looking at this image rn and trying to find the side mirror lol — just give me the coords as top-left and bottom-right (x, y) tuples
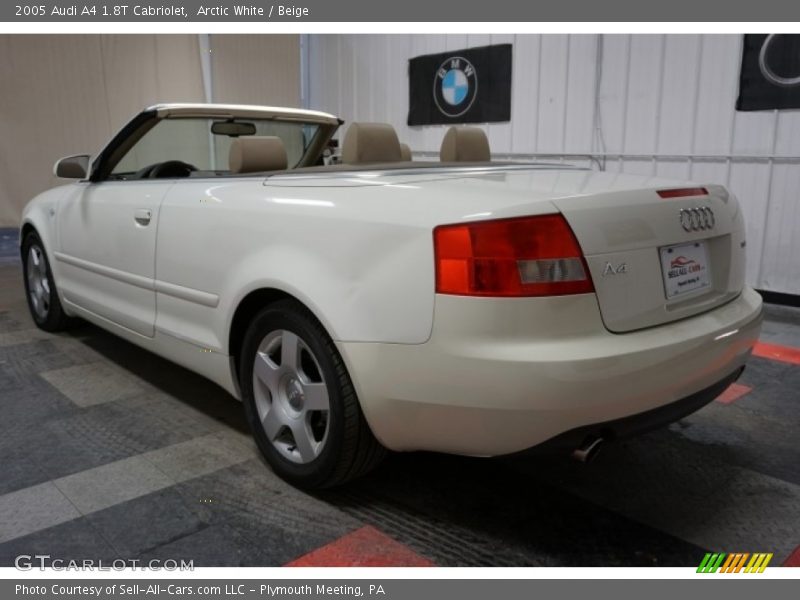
(54, 154), (90, 179)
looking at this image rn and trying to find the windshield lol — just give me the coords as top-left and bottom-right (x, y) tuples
(110, 117), (321, 179)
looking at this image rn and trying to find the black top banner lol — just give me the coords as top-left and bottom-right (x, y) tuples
(737, 34), (800, 111)
(408, 44), (512, 127)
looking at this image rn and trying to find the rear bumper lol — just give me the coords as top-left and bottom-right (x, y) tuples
(338, 287), (763, 456)
(522, 365), (745, 455)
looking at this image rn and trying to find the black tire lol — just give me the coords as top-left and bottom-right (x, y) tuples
(240, 299), (385, 489)
(21, 231), (71, 332)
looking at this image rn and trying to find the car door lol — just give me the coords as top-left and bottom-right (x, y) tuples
(56, 179), (171, 337)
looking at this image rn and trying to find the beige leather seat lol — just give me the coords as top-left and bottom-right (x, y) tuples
(342, 122), (402, 164)
(229, 136), (288, 174)
(399, 143), (412, 161)
(440, 126), (491, 162)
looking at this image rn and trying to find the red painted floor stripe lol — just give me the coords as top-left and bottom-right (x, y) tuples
(782, 545), (800, 567)
(716, 382), (752, 404)
(753, 342), (800, 365)
(285, 525), (435, 567)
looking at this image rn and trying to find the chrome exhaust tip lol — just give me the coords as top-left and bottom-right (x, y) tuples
(572, 436), (604, 464)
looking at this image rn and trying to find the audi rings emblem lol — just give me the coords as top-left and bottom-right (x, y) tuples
(679, 207), (715, 232)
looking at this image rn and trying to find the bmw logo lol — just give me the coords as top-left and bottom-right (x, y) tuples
(433, 56), (478, 118)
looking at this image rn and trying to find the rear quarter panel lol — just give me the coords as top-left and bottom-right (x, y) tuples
(154, 178), (439, 353)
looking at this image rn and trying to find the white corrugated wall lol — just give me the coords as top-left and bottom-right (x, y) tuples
(307, 34), (800, 295)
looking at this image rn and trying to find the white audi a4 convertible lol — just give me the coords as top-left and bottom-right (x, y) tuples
(21, 103), (762, 488)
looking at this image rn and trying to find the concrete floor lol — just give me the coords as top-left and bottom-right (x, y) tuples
(1, 235), (799, 567)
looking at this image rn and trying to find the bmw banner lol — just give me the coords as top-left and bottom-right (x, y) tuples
(408, 44), (512, 126)
(737, 34), (800, 110)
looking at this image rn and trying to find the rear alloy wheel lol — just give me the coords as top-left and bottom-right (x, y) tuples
(22, 232), (70, 332)
(253, 328), (331, 464)
(240, 300), (385, 489)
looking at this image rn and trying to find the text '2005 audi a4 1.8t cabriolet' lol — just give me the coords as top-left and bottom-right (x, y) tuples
(21, 103), (762, 488)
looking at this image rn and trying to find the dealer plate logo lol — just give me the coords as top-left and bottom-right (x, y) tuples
(433, 56), (478, 118)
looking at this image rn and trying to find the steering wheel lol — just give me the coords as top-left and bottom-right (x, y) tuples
(148, 160), (197, 179)
(133, 162), (160, 179)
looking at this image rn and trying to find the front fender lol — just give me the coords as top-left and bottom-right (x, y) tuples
(19, 186), (75, 304)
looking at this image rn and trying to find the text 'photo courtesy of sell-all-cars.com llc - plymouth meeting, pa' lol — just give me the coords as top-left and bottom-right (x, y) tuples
(19, 102), (762, 489)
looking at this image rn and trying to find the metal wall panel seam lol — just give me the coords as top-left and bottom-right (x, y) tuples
(724, 36), (744, 191)
(652, 35), (667, 177)
(561, 35), (572, 155)
(619, 34), (632, 173)
(756, 109), (781, 289)
(535, 35), (543, 154)
(688, 36), (705, 181)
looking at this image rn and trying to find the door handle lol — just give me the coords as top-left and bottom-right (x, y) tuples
(134, 208), (152, 226)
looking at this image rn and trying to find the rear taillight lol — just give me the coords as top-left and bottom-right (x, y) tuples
(657, 187), (708, 199)
(433, 214), (594, 297)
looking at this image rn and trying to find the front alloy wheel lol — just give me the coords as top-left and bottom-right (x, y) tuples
(26, 244), (51, 321)
(21, 232), (70, 332)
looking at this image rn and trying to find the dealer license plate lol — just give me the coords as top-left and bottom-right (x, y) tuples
(659, 241), (711, 299)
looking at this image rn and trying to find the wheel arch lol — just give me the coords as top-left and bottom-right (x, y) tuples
(231, 285), (386, 487)
(227, 287), (334, 380)
(20, 221), (37, 239)
(19, 219), (60, 286)
(20, 219), (47, 251)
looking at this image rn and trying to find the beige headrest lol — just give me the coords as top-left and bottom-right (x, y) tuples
(229, 136), (288, 174)
(399, 143), (412, 162)
(342, 122), (402, 164)
(440, 127), (491, 162)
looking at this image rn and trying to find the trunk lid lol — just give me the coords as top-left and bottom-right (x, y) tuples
(552, 184), (747, 333)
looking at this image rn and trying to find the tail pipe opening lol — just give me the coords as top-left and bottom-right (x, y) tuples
(572, 436), (604, 464)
